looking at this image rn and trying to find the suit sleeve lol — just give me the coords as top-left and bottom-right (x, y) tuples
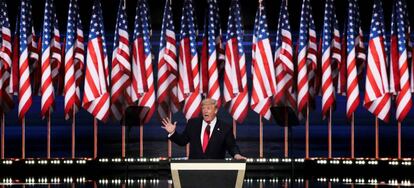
(225, 126), (241, 157)
(168, 120), (192, 146)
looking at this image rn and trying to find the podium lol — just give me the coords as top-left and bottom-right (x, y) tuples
(170, 160), (246, 188)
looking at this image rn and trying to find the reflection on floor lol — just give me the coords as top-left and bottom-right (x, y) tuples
(0, 177), (411, 187)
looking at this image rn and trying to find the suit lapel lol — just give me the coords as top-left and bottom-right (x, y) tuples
(195, 118), (203, 153)
(205, 119), (222, 154)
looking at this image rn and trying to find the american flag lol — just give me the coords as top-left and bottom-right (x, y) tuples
(64, 0), (84, 120)
(390, 1), (400, 95)
(363, 0), (391, 122)
(345, 0), (361, 119)
(29, 19), (39, 71)
(74, 13), (85, 96)
(200, 7), (209, 97)
(9, 12), (19, 96)
(0, 0), (11, 70)
(331, 8), (341, 94)
(29, 9), (41, 96)
(392, 0), (412, 122)
(207, 0), (222, 105)
(200, 0), (222, 107)
(50, 11), (61, 93)
(0, 63), (13, 114)
(390, 0), (412, 95)
(320, 0), (336, 118)
(340, 0), (366, 96)
(82, 0), (110, 122)
(31, 46), (41, 96)
(157, 0), (179, 119)
(110, 0), (131, 121)
(223, 0), (248, 123)
(337, 27), (347, 97)
(274, 0), (296, 111)
(29, 16), (39, 69)
(17, 0), (33, 120)
(131, 0), (155, 123)
(178, 0), (201, 120)
(250, 1), (276, 120)
(298, 0), (318, 112)
(403, 1), (414, 93)
(40, 0), (58, 119)
(404, 0), (414, 93)
(355, 5), (366, 80)
(0, 0), (14, 113)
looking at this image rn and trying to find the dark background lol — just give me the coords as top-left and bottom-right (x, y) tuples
(2, 0), (414, 159)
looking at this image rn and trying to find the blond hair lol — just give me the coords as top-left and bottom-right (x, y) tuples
(202, 98), (218, 108)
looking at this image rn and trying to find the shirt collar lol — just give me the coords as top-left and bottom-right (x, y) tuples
(203, 117), (217, 128)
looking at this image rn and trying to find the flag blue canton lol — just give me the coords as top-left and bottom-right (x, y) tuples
(134, 0), (151, 56)
(254, 3), (269, 41)
(41, 0), (54, 51)
(322, 0), (334, 52)
(180, 0), (197, 56)
(346, 0), (358, 54)
(298, 0), (312, 54)
(275, 0), (290, 48)
(395, 0), (408, 54)
(226, 0), (244, 56)
(113, 1), (128, 50)
(207, 0), (219, 55)
(19, 0), (31, 54)
(89, 0), (107, 55)
(159, 0), (174, 50)
(65, 0), (79, 51)
(369, 0), (385, 40)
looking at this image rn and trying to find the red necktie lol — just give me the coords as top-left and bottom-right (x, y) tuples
(202, 124), (211, 153)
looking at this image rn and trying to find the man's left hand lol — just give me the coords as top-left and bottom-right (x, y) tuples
(234, 154), (247, 160)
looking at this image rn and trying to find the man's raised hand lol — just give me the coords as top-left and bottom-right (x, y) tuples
(161, 117), (177, 134)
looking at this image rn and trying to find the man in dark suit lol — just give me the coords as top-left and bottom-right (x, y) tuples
(161, 99), (246, 160)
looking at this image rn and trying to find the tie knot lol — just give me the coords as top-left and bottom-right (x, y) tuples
(206, 124), (211, 131)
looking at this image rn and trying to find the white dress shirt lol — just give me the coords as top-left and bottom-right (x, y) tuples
(201, 117), (217, 146)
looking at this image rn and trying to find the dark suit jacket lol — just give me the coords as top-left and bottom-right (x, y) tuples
(169, 118), (241, 159)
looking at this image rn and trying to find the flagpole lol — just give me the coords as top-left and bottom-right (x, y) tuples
(140, 123), (143, 158)
(1, 113), (4, 159)
(22, 117), (25, 159)
(186, 144), (189, 158)
(186, 119), (189, 158)
(259, 115), (263, 158)
(328, 108), (332, 159)
(168, 112), (172, 158)
(284, 108), (288, 157)
(351, 113), (355, 159)
(233, 120), (237, 139)
(305, 105), (309, 159)
(122, 123), (126, 158)
(168, 135), (172, 158)
(375, 117), (379, 159)
(398, 122), (401, 159)
(120, 101), (126, 158)
(47, 110), (51, 159)
(71, 108), (76, 159)
(94, 118), (98, 159)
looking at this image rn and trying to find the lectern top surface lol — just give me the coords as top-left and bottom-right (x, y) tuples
(170, 159), (246, 163)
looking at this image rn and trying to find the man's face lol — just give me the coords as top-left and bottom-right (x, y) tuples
(201, 104), (217, 123)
